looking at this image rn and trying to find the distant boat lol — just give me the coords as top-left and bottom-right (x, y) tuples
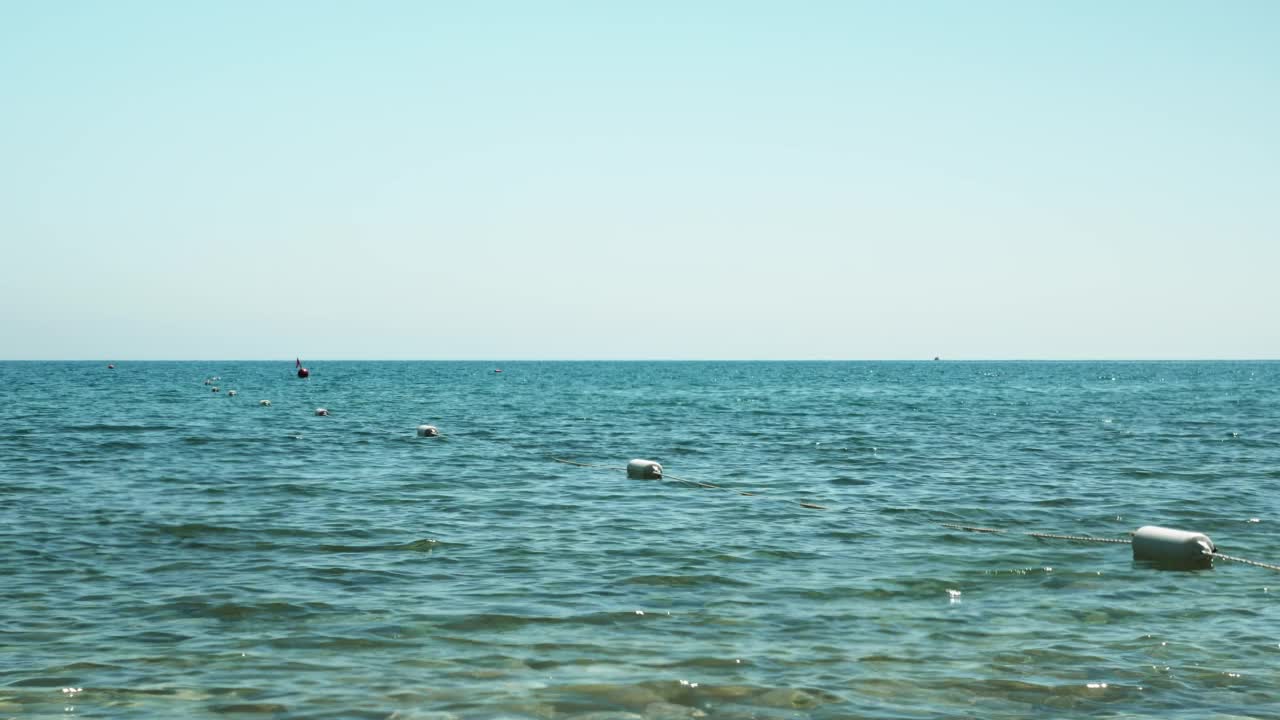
(494, 368), (503, 374)
(933, 356), (941, 361)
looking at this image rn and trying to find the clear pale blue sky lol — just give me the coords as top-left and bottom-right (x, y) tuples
(2, 1), (1276, 360)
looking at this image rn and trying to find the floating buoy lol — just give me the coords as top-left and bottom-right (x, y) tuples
(204, 379), (212, 385)
(297, 367), (309, 378)
(1132, 526), (1215, 570)
(494, 368), (503, 374)
(315, 408), (329, 416)
(260, 400), (271, 406)
(211, 387), (220, 393)
(227, 390), (237, 397)
(627, 459), (663, 479)
(416, 424), (439, 437)
(107, 364), (115, 369)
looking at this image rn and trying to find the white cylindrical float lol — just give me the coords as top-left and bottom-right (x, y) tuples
(1132, 526), (1215, 570)
(211, 387), (220, 392)
(315, 408), (329, 416)
(417, 424), (439, 437)
(227, 390), (237, 397)
(260, 400), (271, 406)
(627, 459), (663, 479)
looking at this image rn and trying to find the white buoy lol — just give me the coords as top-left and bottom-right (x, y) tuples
(1132, 526), (1215, 570)
(315, 408), (329, 416)
(627, 459), (663, 479)
(227, 390), (237, 397)
(417, 424), (439, 437)
(260, 400), (271, 406)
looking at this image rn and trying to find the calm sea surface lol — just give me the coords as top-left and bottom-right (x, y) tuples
(1, 361), (1278, 719)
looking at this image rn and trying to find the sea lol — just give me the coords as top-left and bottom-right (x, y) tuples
(1, 360), (1277, 720)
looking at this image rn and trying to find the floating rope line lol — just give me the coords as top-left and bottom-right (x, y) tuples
(1027, 531), (1132, 545)
(655, 471), (824, 509)
(944, 523), (1280, 572)
(547, 456), (621, 471)
(943, 523), (1131, 544)
(1212, 552), (1280, 573)
(940, 523), (1006, 534)
(549, 457), (827, 510)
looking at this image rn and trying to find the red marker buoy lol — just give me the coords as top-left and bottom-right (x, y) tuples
(296, 357), (309, 378)
(107, 364), (115, 369)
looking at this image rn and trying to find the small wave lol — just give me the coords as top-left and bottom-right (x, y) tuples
(315, 538), (444, 553)
(859, 653), (930, 664)
(96, 440), (147, 450)
(749, 548), (823, 561)
(149, 522), (241, 538)
(6, 675), (81, 687)
(210, 703), (289, 714)
(162, 597), (332, 621)
(438, 611), (644, 632)
(263, 634), (405, 651)
(63, 424), (176, 433)
(616, 574), (750, 588)
(829, 476), (873, 486)
(120, 630), (193, 644)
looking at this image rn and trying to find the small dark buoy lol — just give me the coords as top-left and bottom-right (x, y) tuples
(315, 408), (329, 416)
(211, 386), (220, 393)
(494, 368), (503, 374)
(296, 357), (309, 378)
(107, 364), (115, 369)
(933, 356), (940, 361)
(417, 424), (439, 437)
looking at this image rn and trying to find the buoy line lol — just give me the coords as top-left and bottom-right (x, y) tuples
(942, 524), (1131, 544)
(1212, 552), (1280, 572)
(548, 456), (614, 470)
(943, 523), (1280, 572)
(195, 379), (1274, 564)
(1027, 531), (1132, 545)
(548, 456), (828, 510)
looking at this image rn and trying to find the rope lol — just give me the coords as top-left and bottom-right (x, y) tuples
(1212, 552), (1280, 573)
(547, 456), (621, 471)
(1026, 532), (1132, 545)
(943, 524), (1132, 544)
(546, 458), (827, 510)
(664, 472), (827, 510)
(941, 523), (1006, 534)
(946, 524), (1280, 573)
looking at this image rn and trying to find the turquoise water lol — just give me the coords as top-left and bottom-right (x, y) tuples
(1, 361), (1278, 719)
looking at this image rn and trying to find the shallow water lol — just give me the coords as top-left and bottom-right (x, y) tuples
(1, 361), (1277, 719)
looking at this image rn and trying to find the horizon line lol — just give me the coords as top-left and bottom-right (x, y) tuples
(3, 357), (1278, 363)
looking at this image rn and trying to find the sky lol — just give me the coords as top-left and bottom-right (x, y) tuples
(1, 1), (1276, 360)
